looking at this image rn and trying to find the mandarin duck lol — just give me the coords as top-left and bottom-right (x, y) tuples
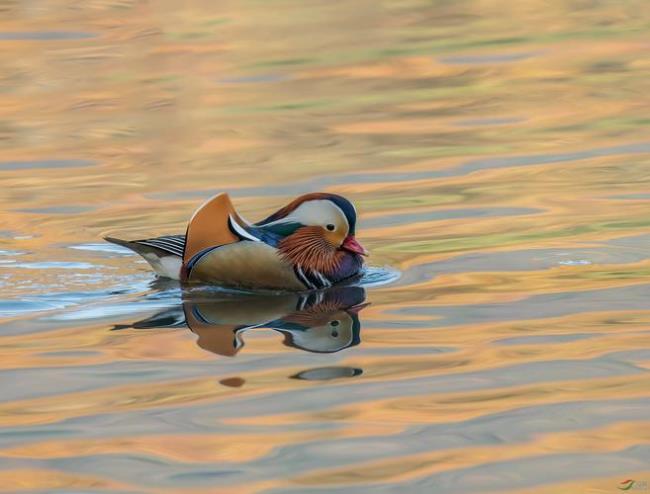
(105, 192), (368, 291)
(116, 286), (368, 356)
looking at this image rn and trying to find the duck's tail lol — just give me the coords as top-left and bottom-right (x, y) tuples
(104, 236), (183, 280)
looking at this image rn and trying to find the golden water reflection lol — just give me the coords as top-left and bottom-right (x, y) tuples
(0, 0), (649, 492)
(123, 286), (367, 357)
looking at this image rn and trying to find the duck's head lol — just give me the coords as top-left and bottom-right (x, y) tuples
(257, 193), (368, 274)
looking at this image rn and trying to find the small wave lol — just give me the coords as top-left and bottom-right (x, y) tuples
(360, 266), (401, 287)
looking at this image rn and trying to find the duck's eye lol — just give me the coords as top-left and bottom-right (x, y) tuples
(326, 224), (335, 231)
(330, 320), (340, 327)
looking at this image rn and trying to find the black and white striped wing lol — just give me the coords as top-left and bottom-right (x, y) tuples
(135, 234), (186, 257)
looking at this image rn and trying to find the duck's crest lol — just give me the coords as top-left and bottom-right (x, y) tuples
(257, 193), (331, 225)
(257, 192), (358, 235)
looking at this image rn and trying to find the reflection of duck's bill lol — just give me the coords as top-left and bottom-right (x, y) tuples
(347, 302), (371, 315)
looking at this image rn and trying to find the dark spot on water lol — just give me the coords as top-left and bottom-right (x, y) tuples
(220, 377), (246, 387)
(587, 60), (627, 73)
(291, 367), (363, 381)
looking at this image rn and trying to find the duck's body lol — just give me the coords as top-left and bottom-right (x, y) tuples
(106, 192), (367, 291)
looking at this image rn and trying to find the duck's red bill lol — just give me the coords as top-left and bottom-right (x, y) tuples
(342, 236), (369, 256)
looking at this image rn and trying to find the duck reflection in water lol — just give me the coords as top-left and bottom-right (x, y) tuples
(121, 285), (368, 357)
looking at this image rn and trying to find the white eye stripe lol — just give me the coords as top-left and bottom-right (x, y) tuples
(277, 200), (349, 232)
(329, 203), (350, 232)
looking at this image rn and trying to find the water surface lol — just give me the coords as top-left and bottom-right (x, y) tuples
(0, 0), (649, 492)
